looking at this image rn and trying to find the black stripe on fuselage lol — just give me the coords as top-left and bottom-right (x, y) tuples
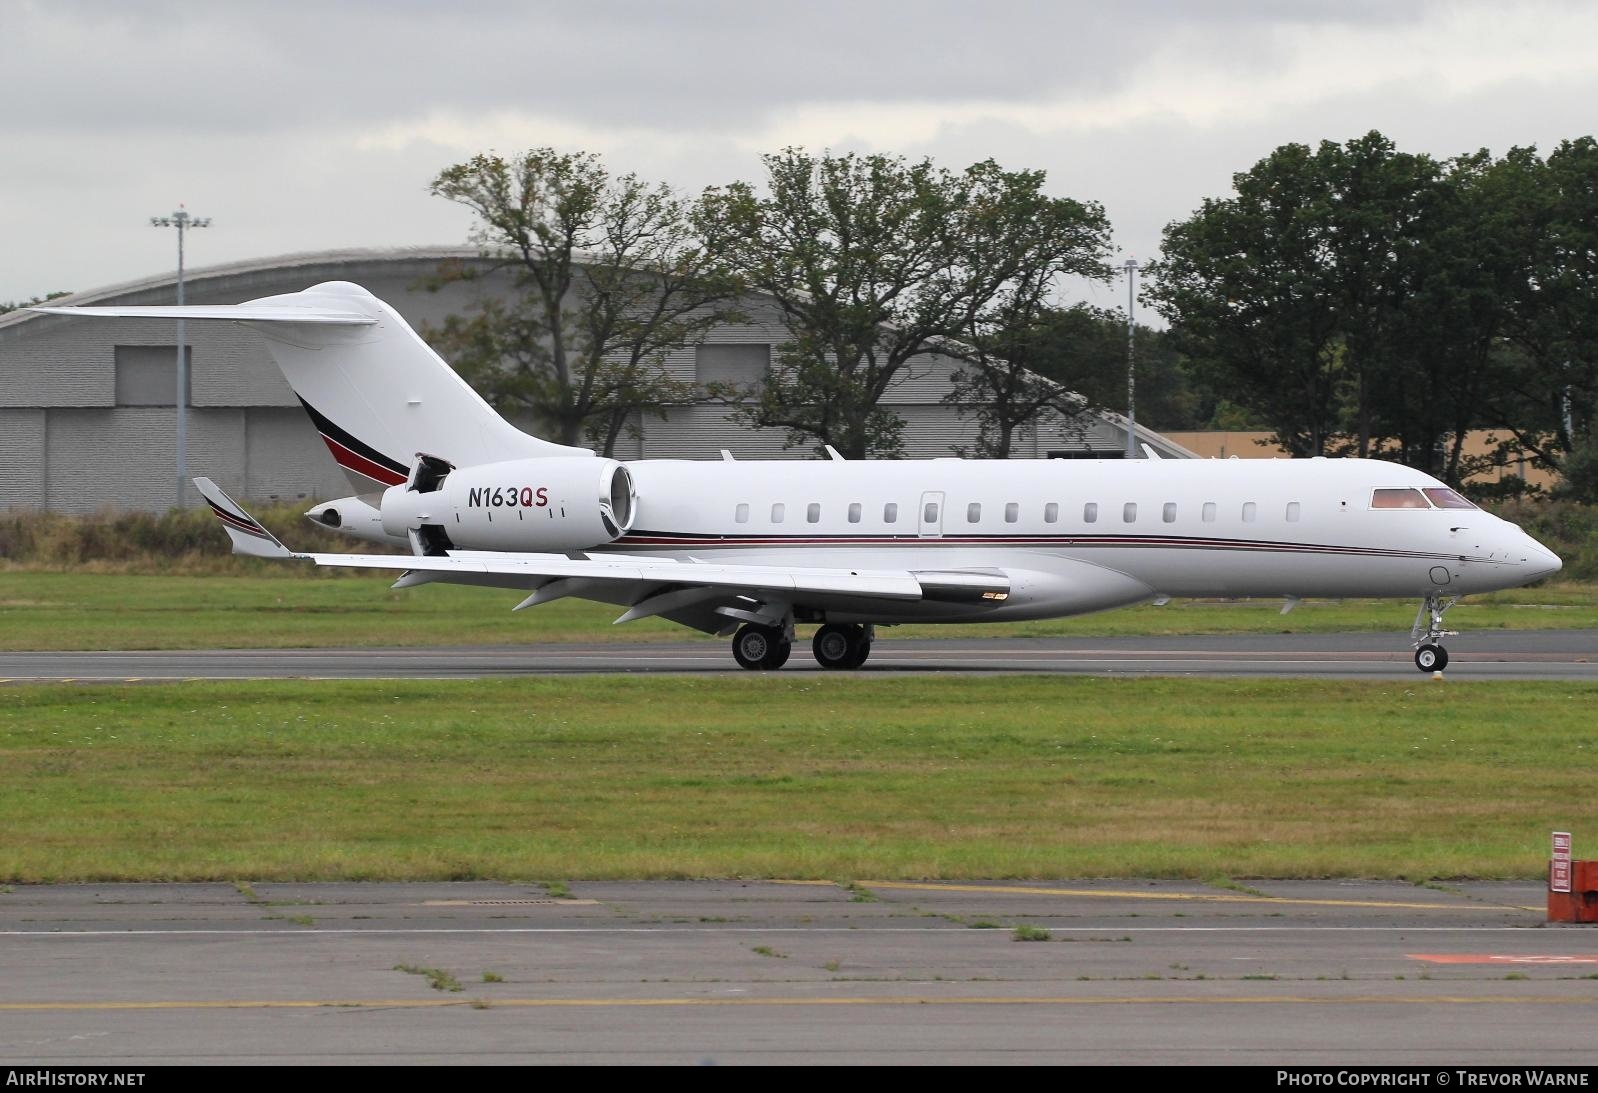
(296, 397), (408, 477)
(610, 530), (1462, 561)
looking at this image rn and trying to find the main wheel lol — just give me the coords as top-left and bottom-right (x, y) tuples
(1414, 643), (1449, 672)
(732, 624), (785, 670)
(763, 638), (792, 669)
(845, 639), (873, 669)
(813, 623), (869, 670)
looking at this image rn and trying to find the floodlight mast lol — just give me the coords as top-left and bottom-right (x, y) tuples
(150, 206), (211, 508)
(1124, 257), (1138, 459)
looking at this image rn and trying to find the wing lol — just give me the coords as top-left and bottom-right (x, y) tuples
(193, 478), (1009, 635)
(28, 304), (376, 325)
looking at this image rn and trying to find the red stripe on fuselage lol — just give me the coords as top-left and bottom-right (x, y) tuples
(319, 434), (406, 486)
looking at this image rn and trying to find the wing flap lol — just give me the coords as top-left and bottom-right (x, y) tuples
(305, 550), (928, 601)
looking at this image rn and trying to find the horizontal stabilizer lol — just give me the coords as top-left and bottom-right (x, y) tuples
(192, 477), (295, 559)
(29, 304), (376, 325)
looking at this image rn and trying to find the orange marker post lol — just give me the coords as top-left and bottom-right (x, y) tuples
(1547, 832), (1598, 923)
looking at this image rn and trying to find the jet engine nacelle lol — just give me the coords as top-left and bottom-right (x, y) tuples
(380, 456), (636, 554)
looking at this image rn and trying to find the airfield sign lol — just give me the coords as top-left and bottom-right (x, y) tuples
(1552, 831), (1572, 894)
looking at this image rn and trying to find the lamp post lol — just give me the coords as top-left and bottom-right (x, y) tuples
(150, 206), (210, 507)
(1124, 257), (1138, 459)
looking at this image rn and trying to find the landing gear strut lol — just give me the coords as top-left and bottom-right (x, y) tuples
(812, 623), (873, 670)
(732, 623), (791, 670)
(1411, 592), (1458, 673)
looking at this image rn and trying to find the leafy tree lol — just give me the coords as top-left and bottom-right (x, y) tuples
(1371, 149), (1537, 482)
(698, 149), (1113, 458)
(1148, 131), (1585, 483)
(1146, 141), (1347, 456)
(944, 304), (1204, 457)
(1490, 137), (1598, 477)
(427, 149), (745, 455)
(0, 291), (71, 315)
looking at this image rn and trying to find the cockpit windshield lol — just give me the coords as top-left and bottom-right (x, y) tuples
(1422, 487), (1476, 510)
(1370, 487), (1431, 509)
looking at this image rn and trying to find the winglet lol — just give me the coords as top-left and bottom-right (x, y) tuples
(193, 478), (295, 558)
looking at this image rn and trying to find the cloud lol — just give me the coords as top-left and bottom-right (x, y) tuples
(2, 0), (1595, 300)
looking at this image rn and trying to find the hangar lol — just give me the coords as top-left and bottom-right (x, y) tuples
(0, 247), (1192, 513)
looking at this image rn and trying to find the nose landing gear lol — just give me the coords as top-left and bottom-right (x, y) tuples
(1411, 592), (1459, 673)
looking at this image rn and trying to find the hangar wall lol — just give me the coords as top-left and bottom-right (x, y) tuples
(0, 247), (1182, 514)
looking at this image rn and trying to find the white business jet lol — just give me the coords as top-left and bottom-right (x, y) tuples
(36, 281), (1563, 673)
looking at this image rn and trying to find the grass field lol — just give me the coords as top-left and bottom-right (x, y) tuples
(2, 676), (1593, 883)
(2, 569), (1596, 650)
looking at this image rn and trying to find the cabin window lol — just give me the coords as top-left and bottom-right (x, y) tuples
(735, 503), (749, 524)
(1123, 502), (1138, 523)
(1202, 502), (1216, 523)
(884, 502), (898, 523)
(1044, 502), (1059, 523)
(1005, 502), (1019, 523)
(1286, 501), (1301, 522)
(1242, 501), (1257, 523)
(1371, 488), (1430, 510)
(771, 503), (785, 523)
(1423, 487), (1476, 510)
(1084, 502), (1098, 523)
(806, 502), (821, 523)
(967, 502), (982, 523)
(848, 502), (862, 523)
(1162, 502), (1177, 523)
(924, 501), (940, 523)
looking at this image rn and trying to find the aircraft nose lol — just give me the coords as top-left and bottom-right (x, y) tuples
(1519, 536), (1563, 582)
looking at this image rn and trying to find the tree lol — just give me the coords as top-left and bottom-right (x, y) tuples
(427, 149), (745, 455)
(1371, 149), (1537, 483)
(1149, 132), (1531, 476)
(1491, 137), (1598, 478)
(1147, 141), (1348, 456)
(697, 149), (1113, 458)
(0, 291), (71, 315)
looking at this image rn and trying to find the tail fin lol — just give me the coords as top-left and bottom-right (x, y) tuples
(33, 281), (592, 491)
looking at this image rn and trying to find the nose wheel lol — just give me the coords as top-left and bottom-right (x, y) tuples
(1410, 592), (1459, 673)
(1414, 644), (1449, 672)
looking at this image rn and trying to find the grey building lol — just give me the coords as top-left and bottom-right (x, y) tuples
(0, 247), (1191, 513)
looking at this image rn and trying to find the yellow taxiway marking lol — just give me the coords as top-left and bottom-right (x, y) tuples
(778, 879), (1541, 913)
(1, 995), (1592, 1013)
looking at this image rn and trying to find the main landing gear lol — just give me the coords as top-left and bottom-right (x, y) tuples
(731, 623), (792, 670)
(730, 621), (875, 670)
(1411, 591), (1459, 673)
(811, 623), (874, 670)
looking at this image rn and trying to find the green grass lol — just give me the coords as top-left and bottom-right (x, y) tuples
(1, 676), (1594, 883)
(393, 965), (463, 992)
(2, 569), (1596, 651)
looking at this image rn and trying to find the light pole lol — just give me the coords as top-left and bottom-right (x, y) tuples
(150, 206), (210, 508)
(1124, 257), (1138, 459)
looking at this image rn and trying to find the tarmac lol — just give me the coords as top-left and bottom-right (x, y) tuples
(2, 878), (1595, 1065)
(2, 629), (1597, 681)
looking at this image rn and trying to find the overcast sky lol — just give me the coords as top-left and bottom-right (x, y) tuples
(4, 0), (1596, 304)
